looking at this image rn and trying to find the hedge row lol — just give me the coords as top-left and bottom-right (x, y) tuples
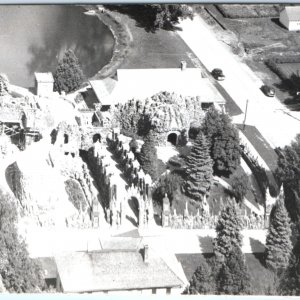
(265, 56), (300, 88)
(217, 4), (281, 19)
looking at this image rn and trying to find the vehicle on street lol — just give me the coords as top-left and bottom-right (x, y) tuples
(261, 85), (275, 97)
(211, 68), (225, 81)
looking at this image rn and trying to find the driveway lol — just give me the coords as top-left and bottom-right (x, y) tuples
(178, 16), (300, 148)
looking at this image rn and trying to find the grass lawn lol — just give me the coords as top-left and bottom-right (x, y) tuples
(105, 6), (196, 70)
(217, 4), (280, 19)
(278, 63), (300, 78)
(176, 252), (275, 295)
(222, 164), (263, 207)
(236, 124), (278, 173)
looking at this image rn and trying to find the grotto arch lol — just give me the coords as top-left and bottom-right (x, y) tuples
(167, 132), (178, 146)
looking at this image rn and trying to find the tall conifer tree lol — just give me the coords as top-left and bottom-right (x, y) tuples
(184, 132), (213, 202)
(213, 201), (243, 258)
(265, 191), (292, 272)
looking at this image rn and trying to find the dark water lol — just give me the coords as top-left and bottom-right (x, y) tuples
(0, 5), (114, 88)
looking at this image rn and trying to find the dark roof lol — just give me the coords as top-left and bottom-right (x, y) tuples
(55, 249), (184, 293)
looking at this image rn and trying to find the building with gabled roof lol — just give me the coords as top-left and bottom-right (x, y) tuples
(88, 67), (225, 109)
(55, 246), (185, 294)
(280, 6), (300, 31)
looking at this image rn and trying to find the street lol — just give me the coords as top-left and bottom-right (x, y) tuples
(178, 16), (300, 148)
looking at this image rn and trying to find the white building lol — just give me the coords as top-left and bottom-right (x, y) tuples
(34, 72), (54, 97)
(88, 67), (225, 110)
(279, 6), (300, 31)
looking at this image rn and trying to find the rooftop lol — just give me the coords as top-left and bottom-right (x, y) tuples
(89, 78), (117, 106)
(55, 249), (184, 293)
(34, 72), (54, 83)
(89, 68), (225, 106)
(282, 6), (300, 20)
(0, 108), (23, 123)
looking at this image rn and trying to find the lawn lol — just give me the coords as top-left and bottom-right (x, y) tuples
(279, 63), (300, 78)
(105, 5), (196, 70)
(217, 4), (281, 19)
(176, 253), (275, 295)
(236, 124), (278, 173)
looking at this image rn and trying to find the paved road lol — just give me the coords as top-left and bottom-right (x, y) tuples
(178, 16), (300, 148)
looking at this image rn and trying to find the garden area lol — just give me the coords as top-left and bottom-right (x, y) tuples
(114, 92), (266, 226)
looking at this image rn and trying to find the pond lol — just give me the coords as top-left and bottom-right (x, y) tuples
(0, 5), (115, 88)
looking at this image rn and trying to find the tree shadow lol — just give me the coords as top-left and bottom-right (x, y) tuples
(126, 215), (138, 227)
(249, 237), (266, 266)
(128, 196), (139, 220)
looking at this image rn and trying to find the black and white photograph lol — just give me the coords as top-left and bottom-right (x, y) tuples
(0, 3), (299, 296)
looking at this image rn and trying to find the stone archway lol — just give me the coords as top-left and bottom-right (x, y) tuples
(93, 133), (101, 143)
(167, 132), (178, 146)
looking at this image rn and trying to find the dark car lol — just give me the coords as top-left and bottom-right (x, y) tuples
(261, 85), (275, 97)
(211, 68), (225, 81)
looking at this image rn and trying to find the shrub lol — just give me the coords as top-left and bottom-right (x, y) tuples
(153, 172), (183, 205)
(0, 191), (44, 292)
(189, 259), (215, 294)
(201, 107), (241, 176)
(230, 174), (249, 203)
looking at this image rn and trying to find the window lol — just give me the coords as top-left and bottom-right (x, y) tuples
(152, 288), (156, 294)
(166, 288), (171, 295)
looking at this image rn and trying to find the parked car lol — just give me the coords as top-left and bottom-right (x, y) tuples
(211, 68), (225, 81)
(261, 85), (275, 97)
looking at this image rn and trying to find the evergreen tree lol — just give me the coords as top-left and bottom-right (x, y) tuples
(184, 132), (213, 202)
(148, 4), (193, 29)
(213, 201), (243, 258)
(265, 192), (292, 272)
(139, 130), (159, 181)
(53, 49), (84, 94)
(0, 191), (44, 292)
(231, 174), (249, 204)
(276, 135), (300, 222)
(217, 247), (251, 295)
(280, 254), (300, 295)
(0, 74), (9, 96)
(201, 107), (241, 176)
(189, 259), (215, 294)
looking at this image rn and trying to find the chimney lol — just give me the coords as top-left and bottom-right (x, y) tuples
(144, 245), (149, 263)
(180, 60), (187, 71)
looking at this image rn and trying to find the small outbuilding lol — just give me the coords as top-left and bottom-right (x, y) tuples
(279, 6), (300, 31)
(35, 72), (54, 97)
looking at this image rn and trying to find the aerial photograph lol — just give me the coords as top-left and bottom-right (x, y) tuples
(0, 3), (300, 295)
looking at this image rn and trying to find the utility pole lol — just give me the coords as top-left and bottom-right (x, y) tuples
(243, 99), (249, 131)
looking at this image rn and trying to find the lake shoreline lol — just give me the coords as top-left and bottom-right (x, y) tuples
(84, 6), (131, 80)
